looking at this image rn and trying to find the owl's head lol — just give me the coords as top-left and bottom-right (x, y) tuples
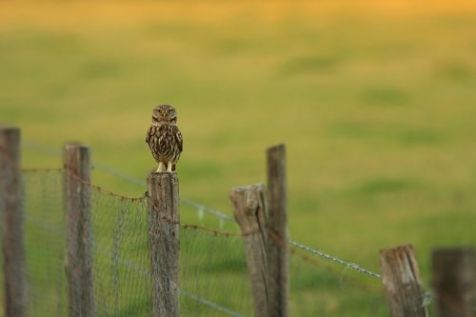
(152, 104), (177, 124)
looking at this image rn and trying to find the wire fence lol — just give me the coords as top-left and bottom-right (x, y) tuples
(15, 167), (391, 317)
(0, 141), (438, 315)
(22, 140), (384, 282)
(22, 169), (253, 317)
(90, 160), (384, 282)
(89, 162), (383, 284)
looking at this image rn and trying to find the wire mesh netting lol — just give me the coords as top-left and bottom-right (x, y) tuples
(20, 169), (254, 316)
(22, 169), (66, 317)
(1, 168), (389, 316)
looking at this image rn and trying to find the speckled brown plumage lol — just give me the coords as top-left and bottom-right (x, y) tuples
(146, 105), (183, 172)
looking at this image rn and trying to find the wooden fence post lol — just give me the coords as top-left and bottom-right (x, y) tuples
(0, 126), (26, 317)
(380, 244), (428, 317)
(230, 184), (271, 317)
(147, 172), (180, 317)
(63, 143), (95, 317)
(266, 144), (288, 317)
(432, 247), (476, 317)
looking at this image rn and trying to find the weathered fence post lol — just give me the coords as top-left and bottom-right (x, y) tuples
(147, 172), (180, 317)
(63, 143), (95, 317)
(266, 144), (288, 317)
(380, 244), (428, 317)
(432, 247), (476, 317)
(230, 184), (271, 317)
(0, 126), (26, 317)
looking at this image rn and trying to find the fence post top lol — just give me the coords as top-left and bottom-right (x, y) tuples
(266, 143), (286, 153)
(147, 171), (178, 181)
(229, 183), (265, 194)
(229, 183), (266, 230)
(379, 244), (415, 256)
(63, 142), (89, 150)
(229, 184), (266, 210)
(0, 125), (20, 133)
(432, 246), (475, 256)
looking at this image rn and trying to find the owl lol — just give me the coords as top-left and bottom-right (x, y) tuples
(146, 105), (183, 173)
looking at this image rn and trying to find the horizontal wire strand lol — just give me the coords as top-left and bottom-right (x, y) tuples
(288, 240), (381, 279)
(20, 166), (383, 282)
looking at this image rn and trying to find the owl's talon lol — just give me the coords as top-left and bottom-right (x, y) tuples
(156, 162), (165, 173)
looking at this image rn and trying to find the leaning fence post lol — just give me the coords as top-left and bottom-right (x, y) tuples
(380, 244), (428, 317)
(432, 247), (476, 317)
(147, 172), (180, 317)
(230, 184), (271, 317)
(266, 144), (288, 317)
(63, 143), (95, 317)
(0, 126), (26, 317)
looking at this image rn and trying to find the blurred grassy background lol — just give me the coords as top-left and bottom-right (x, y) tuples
(1, 0), (476, 313)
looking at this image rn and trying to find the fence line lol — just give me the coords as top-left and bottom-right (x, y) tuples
(9, 141), (450, 316)
(25, 140), (236, 221)
(93, 166), (383, 282)
(21, 166), (437, 315)
(60, 163), (386, 282)
(21, 167), (382, 283)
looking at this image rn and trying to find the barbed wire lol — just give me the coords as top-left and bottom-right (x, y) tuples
(62, 166), (146, 203)
(75, 164), (377, 283)
(288, 240), (381, 279)
(21, 166), (384, 284)
(22, 141), (236, 222)
(76, 166), (384, 281)
(89, 163), (236, 223)
(17, 142), (388, 291)
(92, 161), (146, 187)
(181, 198), (235, 223)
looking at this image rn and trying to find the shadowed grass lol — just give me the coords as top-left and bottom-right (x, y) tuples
(279, 55), (343, 75)
(360, 87), (408, 106)
(330, 122), (443, 146)
(353, 178), (416, 195)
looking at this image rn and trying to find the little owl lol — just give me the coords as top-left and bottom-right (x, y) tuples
(146, 104), (183, 172)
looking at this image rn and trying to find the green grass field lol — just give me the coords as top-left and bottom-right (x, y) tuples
(1, 1), (476, 315)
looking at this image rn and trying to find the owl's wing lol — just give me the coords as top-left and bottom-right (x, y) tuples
(145, 126), (154, 143)
(175, 128), (183, 152)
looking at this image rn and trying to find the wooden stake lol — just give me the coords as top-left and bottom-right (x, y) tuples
(147, 172), (180, 317)
(432, 247), (476, 317)
(380, 244), (428, 317)
(0, 126), (26, 317)
(63, 143), (95, 317)
(230, 184), (271, 317)
(266, 144), (288, 317)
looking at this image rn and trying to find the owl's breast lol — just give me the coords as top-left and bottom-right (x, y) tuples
(147, 124), (182, 163)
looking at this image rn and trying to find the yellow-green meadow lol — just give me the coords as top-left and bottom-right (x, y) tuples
(1, 1), (476, 315)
